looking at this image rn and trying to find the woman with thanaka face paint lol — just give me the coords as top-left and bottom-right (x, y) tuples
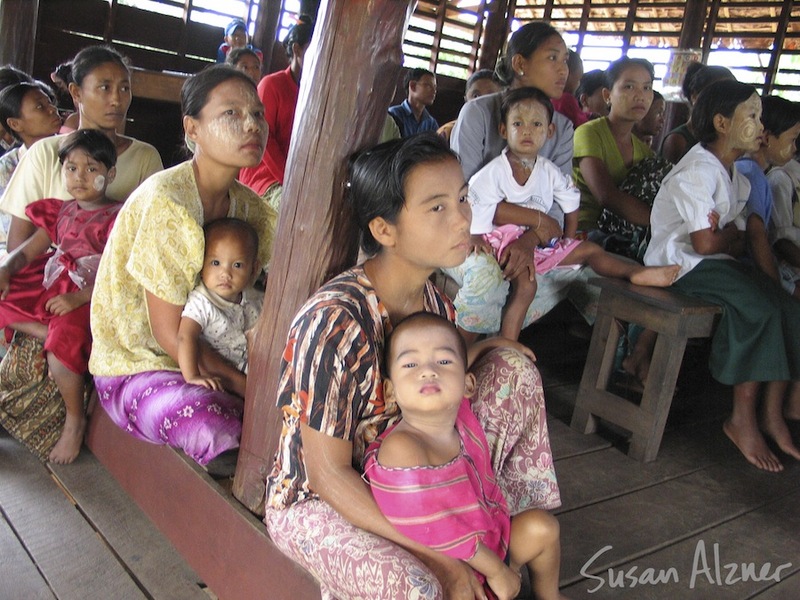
(89, 65), (277, 470)
(0, 46), (162, 464)
(573, 56), (656, 234)
(446, 21), (599, 345)
(0, 45), (162, 252)
(644, 79), (800, 473)
(0, 130), (120, 464)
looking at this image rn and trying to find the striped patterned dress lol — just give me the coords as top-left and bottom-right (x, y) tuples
(363, 398), (510, 576)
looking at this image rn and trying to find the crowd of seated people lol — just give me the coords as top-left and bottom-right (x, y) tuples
(1, 16), (800, 600)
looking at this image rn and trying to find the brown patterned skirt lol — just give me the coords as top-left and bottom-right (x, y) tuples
(0, 333), (63, 460)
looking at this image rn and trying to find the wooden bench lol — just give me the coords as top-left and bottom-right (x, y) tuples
(85, 409), (321, 600)
(570, 277), (721, 462)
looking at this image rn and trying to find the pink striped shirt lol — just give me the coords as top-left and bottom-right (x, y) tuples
(364, 399), (510, 568)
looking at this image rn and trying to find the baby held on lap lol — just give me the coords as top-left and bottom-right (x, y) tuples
(467, 86), (679, 341)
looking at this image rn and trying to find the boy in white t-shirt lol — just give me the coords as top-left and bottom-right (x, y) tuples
(468, 87), (679, 340)
(177, 218), (263, 391)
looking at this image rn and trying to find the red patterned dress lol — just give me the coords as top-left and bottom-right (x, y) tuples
(0, 198), (120, 373)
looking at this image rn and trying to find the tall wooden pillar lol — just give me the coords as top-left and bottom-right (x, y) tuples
(478, 0), (510, 72)
(252, 0), (281, 73)
(234, 0), (416, 512)
(0, 0), (39, 71)
(661, 0), (709, 144)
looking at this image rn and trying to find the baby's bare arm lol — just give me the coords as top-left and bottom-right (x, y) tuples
(177, 316), (220, 389)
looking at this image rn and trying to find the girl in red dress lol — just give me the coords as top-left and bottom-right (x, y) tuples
(0, 129), (119, 464)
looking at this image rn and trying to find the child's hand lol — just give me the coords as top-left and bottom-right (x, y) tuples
(470, 234), (492, 255)
(707, 210), (720, 232)
(534, 211), (563, 242)
(45, 292), (87, 316)
(186, 375), (224, 391)
(485, 564), (522, 600)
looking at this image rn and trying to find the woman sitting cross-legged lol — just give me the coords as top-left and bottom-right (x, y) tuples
(264, 133), (561, 600)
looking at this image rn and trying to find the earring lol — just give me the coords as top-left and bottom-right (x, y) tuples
(518, 71), (524, 77)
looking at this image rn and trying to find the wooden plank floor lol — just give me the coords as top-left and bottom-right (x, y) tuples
(527, 307), (800, 600)
(1, 304), (798, 599)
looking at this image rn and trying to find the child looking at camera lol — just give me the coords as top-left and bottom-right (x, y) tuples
(0, 129), (120, 464)
(468, 87), (679, 340)
(364, 312), (567, 600)
(177, 217), (263, 392)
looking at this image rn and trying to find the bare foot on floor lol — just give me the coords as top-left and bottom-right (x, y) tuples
(621, 353), (649, 388)
(760, 414), (800, 461)
(723, 418), (783, 472)
(630, 265), (681, 288)
(784, 400), (800, 421)
(48, 415), (87, 464)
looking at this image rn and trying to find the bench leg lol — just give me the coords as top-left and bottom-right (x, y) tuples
(571, 311), (620, 434)
(627, 333), (687, 462)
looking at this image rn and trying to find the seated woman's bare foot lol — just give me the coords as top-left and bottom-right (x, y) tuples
(760, 414), (800, 461)
(630, 265), (681, 288)
(723, 418), (783, 472)
(784, 398), (800, 421)
(621, 353), (649, 388)
(48, 414), (87, 464)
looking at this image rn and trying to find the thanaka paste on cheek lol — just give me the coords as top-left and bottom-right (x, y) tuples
(93, 175), (105, 191)
(727, 95), (762, 153)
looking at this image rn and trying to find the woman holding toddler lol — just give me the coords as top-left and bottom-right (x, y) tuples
(89, 64), (276, 467)
(265, 134), (561, 599)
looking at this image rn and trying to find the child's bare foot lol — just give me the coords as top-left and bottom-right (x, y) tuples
(48, 414), (86, 464)
(760, 413), (800, 461)
(723, 418), (783, 472)
(629, 265), (680, 288)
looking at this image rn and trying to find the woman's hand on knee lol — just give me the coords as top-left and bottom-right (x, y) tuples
(423, 552), (485, 600)
(469, 337), (536, 366)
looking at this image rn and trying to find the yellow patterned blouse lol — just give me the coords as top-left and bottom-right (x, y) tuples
(89, 160), (277, 376)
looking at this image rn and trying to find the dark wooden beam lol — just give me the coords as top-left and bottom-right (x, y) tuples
(622, 0), (640, 55)
(430, 0), (448, 72)
(702, 0), (721, 60)
(0, 0), (39, 71)
(661, 0), (709, 148)
(763, 0), (792, 94)
(679, 0), (709, 50)
(252, 0), (281, 72)
(477, 0), (509, 72)
(578, 0), (592, 52)
(234, 0), (416, 513)
(468, 1), (489, 73)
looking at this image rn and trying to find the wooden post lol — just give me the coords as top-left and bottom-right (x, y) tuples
(0, 0), (39, 71)
(477, 0), (509, 72)
(233, 0), (416, 513)
(252, 0), (281, 73)
(661, 0), (709, 147)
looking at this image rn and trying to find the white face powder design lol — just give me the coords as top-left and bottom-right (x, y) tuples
(93, 174), (106, 191)
(728, 94), (763, 153)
